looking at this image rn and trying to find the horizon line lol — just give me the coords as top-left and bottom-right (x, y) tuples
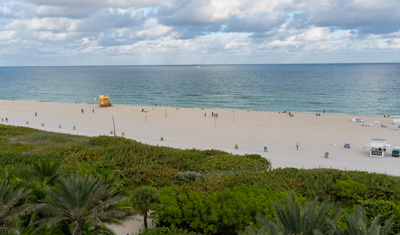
(1, 62), (400, 68)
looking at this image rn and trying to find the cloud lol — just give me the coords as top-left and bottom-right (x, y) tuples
(67, 8), (145, 32)
(29, 0), (167, 10)
(0, 0), (399, 65)
(158, 0), (245, 25)
(306, 0), (400, 34)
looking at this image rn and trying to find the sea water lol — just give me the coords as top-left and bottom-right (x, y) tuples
(0, 64), (399, 116)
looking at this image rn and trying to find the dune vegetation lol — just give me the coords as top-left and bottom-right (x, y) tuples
(1, 124), (400, 234)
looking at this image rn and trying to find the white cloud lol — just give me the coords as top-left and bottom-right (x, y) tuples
(133, 18), (172, 38)
(0, 0), (399, 65)
(5, 17), (72, 31)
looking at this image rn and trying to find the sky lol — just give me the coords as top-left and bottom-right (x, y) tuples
(0, 0), (399, 66)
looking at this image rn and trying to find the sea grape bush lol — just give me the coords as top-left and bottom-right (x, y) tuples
(54, 136), (270, 187)
(202, 154), (269, 171)
(136, 226), (201, 235)
(0, 125), (36, 136)
(175, 171), (203, 183)
(151, 185), (286, 234)
(332, 179), (367, 205)
(360, 199), (400, 233)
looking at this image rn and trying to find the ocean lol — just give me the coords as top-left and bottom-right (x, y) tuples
(0, 64), (399, 116)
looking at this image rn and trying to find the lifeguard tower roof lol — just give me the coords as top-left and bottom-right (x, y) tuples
(368, 139), (390, 148)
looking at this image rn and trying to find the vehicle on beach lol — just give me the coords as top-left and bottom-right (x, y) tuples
(392, 147), (400, 157)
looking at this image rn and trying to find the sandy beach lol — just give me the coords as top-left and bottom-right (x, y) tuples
(1, 100), (399, 176)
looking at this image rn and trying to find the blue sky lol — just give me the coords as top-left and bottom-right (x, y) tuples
(0, 0), (399, 66)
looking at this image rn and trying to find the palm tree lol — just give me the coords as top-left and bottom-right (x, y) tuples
(335, 206), (394, 235)
(274, 192), (339, 234)
(243, 215), (285, 235)
(243, 191), (340, 235)
(52, 220), (117, 235)
(130, 186), (159, 230)
(0, 178), (36, 234)
(40, 172), (129, 235)
(30, 159), (61, 186)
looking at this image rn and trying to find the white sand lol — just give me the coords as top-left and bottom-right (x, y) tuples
(1, 100), (399, 176)
(107, 215), (154, 235)
(1, 100), (400, 234)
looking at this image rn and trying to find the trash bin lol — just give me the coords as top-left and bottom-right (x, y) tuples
(73, 126), (76, 130)
(324, 152), (329, 158)
(264, 147), (268, 152)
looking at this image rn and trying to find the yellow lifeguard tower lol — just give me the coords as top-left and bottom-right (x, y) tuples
(99, 95), (112, 107)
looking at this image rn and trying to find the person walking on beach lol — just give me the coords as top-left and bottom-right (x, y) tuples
(296, 142), (299, 150)
(5, 117), (8, 122)
(35, 112), (37, 117)
(92, 109), (94, 113)
(81, 109), (84, 113)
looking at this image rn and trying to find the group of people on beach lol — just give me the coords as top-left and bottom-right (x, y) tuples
(279, 111), (294, 117)
(80, 108), (95, 113)
(384, 113), (390, 117)
(204, 112), (219, 118)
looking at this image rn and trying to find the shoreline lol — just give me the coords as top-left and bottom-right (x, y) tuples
(1, 99), (398, 118)
(1, 99), (400, 176)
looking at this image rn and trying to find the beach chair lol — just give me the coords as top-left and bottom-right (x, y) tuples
(344, 143), (351, 149)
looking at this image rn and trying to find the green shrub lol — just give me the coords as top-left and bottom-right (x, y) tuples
(151, 185), (285, 234)
(332, 179), (367, 205)
(136, 226), (201, 235)
(175, 171), (203, 182)
(200, 149), (230, 157)
(0, 152), (48, 165)
(202, 154), (269, 171)
(0, 143), (36, 153)
(0, 137), (7, 144)
(245, 154), (262, 159)
(0, 125), (36, 136)
(360, 199), (400, 233)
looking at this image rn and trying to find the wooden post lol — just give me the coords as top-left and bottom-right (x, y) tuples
(112, 116), (116, 139)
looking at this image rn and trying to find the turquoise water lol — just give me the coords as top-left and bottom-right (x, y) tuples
(0, 64), (399, 115)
